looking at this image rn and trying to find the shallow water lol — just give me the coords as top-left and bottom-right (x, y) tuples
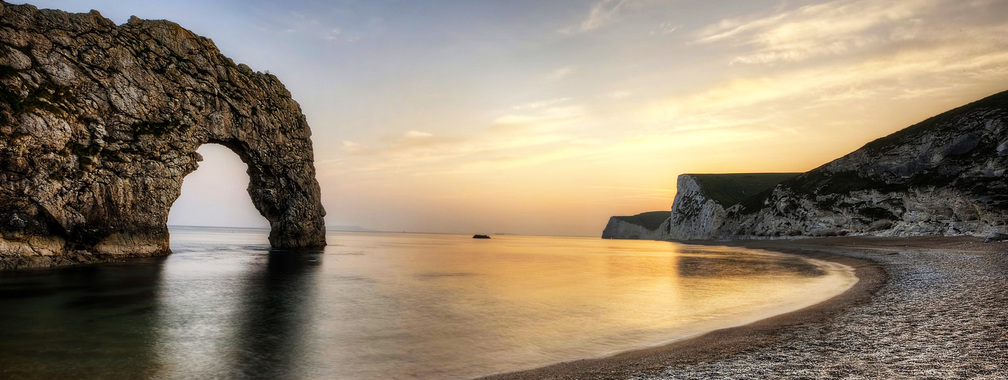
(0, 228), (855, 379)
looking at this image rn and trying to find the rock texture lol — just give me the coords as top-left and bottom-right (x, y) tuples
(668, 173), (797, 240)
(718, 90), (1008, 239)
(0, 3), (326, 269)
(607, 90), (1008, 241)
(601, 211), (670, 240)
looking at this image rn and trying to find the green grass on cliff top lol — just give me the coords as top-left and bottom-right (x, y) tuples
(689, 173), (800, 207)
(613, 211), (669, 230)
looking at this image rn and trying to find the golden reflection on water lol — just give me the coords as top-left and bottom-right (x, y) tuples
(301, 233), (855, 379)
(0, 229), (855, 379)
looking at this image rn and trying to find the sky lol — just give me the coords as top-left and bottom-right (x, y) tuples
(16, 0), (1008, 236)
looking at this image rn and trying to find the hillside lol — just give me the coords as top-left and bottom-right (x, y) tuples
(605, 89), (1008, 241)
(689, 174), (800, 207)
(613, 211), (670, 230)
(601, 211), (670, 239)
(720, 90), (1008, 238)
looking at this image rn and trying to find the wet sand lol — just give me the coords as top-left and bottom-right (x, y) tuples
(484, 236), (1008, 379)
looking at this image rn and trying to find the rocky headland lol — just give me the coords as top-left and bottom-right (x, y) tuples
(601, 211), (670, 240)
(0, 3), (326, 269)
(604, 90), (1008, 241)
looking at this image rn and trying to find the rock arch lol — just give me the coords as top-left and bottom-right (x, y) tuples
(0, 3), (326, 268)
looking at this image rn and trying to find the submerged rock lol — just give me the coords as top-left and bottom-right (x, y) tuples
(0, 3), (326, 269)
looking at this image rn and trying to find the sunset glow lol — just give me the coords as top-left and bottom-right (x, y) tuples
(23, 0), (1008, 236)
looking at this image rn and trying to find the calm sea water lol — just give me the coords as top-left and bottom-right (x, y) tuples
(0, 228), (855, 379)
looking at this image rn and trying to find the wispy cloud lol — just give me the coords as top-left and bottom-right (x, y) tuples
(403, 130), (433, 139)
(696, 0), (940, 64)
(651, 22), (679, 35)
(324, 28), (342, 41)
(276, 12), (358, 44)
(512, 97), (572, 110)
(643, 38), (1008, 128)
(609, 91), (631, 99)
(561, 0), (633, 34)
(342, 140), (361, 153)
(333, 101), (596, 176)
(546, 66), (573, 80)
(495, 105), (584, 125)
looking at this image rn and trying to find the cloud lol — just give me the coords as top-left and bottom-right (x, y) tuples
(546, 66), (573, 80)
(512, 97), (572, 110)
(494, 105), (585, 125)
(610, 91), (630, 99)
(329, 101), (595, 176)
(342, 140), (361, 153)
(580, 0), (631, 31)
(651, 22), (679, 35)
(404, 130), (433, 139)
(560, 0), (637, 34)
(696, 0), (941, 64)
(277, 12), (357, 44)
(324, 28), (342, 41)
(642, 37), (1008, 128)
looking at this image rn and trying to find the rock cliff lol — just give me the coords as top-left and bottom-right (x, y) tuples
(720, 90), (1008, 239)
(601, 211), (670, 239)
(0, 3), (327, 269)
(606, 90), (1008, 241)
(668, 173), (797, 240)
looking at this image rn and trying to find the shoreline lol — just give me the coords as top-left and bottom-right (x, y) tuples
(481, 237), (891, 379)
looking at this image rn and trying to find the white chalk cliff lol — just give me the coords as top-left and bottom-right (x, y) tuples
(606, 90), (1008, 241)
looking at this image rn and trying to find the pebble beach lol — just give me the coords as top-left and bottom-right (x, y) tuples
(488, 237), (1008, 379)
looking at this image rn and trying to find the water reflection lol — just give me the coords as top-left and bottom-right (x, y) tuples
(226, 250), (322, 379)
(0, 260), (165, 378)
(0, 229), (855, 379)
(676, 248), (827, 278)
(151, 230), (323, 379)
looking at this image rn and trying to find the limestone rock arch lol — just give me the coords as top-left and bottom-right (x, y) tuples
(0, 3), (326, 268)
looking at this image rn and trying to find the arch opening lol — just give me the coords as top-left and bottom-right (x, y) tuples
(168, 144), (270, 232)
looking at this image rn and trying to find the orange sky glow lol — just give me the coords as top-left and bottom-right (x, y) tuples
(19, 0), (1008, 236)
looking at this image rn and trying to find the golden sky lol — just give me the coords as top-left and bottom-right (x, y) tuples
(21, 0), (1008, 236)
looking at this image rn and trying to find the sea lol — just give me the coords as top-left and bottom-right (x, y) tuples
(0, 227), (856, 379)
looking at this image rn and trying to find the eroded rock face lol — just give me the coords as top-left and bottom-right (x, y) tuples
(0, 3), (326, 268)
(668, 175), (727, 240)
(718, 91), (1008, 239)
(666, 173), (800, 240)
(616, 91), (1008, 242)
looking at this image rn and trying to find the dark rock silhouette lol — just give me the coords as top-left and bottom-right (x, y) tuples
(0, 3), (326, 269)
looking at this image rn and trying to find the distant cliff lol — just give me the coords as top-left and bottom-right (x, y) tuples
(0, 3), (326, 269)
(720, 90), (1008, 239)
(668, 173), (798, 240)
(605, 90), (1008, 241)
(601, 211), (669, 239)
